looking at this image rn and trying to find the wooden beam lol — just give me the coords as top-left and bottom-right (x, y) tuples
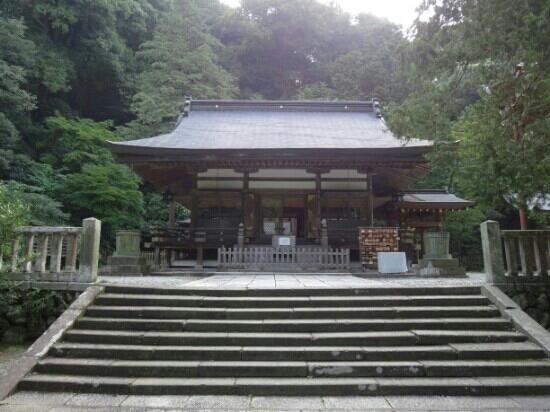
(367, 175), (374, 226)
(168, 200), (176, 227)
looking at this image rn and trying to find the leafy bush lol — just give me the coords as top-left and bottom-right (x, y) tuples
(0, 184), (28, 260)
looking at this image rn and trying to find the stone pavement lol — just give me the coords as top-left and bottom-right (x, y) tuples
(97, 272), (487, 290)
(2, 392), (550, 411)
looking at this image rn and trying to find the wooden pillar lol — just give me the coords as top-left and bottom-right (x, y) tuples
(190, 173), (198, 233)
(241, 171), (249, 224)
(315, 172), (322, 242)
(167, 198), (177, 265)
(196, 245), (204, 270)
(168, 200), (176, 227)
(366, 174), (374, 227)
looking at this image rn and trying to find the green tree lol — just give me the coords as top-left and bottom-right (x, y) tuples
(38, 116), (118, 173)
(330, 14), (404, 101)
(295, 82), (337, 100)
(61, 163), (144, 242)
(455, 81), (550, 227)
(0, 16), (37, 180)
(219, 0), (353, 99)
(386, 0), (550, 229)
(0, 184), (28, 262)
(122, 0), (237, 138)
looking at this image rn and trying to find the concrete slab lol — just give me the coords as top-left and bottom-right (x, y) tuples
(249, 396), (324, 410)
(1, 391), (75, 405)
(322, 396), (392, 409)
(65, 394), (128, 407)
(386, 395), (467, 410)
(2, 393), (550, 411)
(97, 273), (486, 291)
(0, 406), (54, 412)
(48, 407), (154, 412)
(121, 395), (189, 408)
(183, 395), (251, 410)
(510, 396), (550, 409)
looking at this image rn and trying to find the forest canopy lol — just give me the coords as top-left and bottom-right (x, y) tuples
(0, 0), (548, 253)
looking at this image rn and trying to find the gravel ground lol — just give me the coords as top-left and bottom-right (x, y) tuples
(0, 345), (27, 378)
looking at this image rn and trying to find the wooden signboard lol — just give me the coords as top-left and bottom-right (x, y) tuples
(358, 227), (399, 268)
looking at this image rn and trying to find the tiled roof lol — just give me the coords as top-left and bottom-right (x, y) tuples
(397, 190), (473, 209)
(108, 100), (433, 152)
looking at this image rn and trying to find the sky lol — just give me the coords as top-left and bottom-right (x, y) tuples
(219, 0), (421, 29)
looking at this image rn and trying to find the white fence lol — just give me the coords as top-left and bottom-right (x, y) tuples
(218, 246), (350, 272)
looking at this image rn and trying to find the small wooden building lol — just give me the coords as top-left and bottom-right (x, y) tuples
(108, 100), (471, 267)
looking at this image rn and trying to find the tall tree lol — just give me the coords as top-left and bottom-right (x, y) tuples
(386, 0), (550, 228)
(0, 16), (36, 174)
(217, 0), (353, 99)
(123, 0), (237, 138)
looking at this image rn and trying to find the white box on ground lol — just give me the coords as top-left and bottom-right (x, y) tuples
(377, 252), (408, 274)
(272, 235), (296, 247)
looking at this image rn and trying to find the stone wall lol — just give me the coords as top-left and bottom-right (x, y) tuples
(499, 283), (550, 331)
(0, 289), (78, 345)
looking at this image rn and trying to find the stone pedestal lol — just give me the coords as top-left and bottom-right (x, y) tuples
(423, 231), (451, 259)
(415, 231), (466, 277)
(106, 230), (147, 276)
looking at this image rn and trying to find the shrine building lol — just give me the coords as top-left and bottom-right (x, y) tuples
(108, 99), (471, 268)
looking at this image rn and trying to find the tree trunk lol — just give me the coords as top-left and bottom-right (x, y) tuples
(519, 207), (529, 230)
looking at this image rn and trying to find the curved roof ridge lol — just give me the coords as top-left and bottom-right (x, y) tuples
(108, 99), (433, 153)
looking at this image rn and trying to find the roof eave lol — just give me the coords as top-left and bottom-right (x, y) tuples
(107, 140), (434, 157)
(397, 201), (474, 210)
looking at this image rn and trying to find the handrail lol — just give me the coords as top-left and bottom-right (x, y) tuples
(2, 218), (101, 283)
(481, 221), (549, 281)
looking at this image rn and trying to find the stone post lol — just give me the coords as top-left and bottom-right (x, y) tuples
(78, 218), (101, 283)
(480, 220), (505, 282)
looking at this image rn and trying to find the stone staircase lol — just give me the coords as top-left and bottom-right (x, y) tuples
(17, 285), (550, 396)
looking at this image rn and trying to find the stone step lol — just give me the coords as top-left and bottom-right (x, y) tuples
(14, 284), (550, 399)
(84, 305), (501, 320)
(94, 293), (491, 308)
(50, 342), (546, 361)
(62, 329), (527, 346)
(35, 358), (550, 378)
(18, 374), (550, 396)
(103, 285), (483, 297)
(75, 317), (513, 333)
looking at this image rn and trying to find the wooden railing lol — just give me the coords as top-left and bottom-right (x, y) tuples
(481, 221), (550, 282)
(218, 246), (350, 272)
(1, 218), (101, 283)
(151, 226), (239, 248)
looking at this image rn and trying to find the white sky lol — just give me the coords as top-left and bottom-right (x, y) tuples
(219, 0), (421, 29)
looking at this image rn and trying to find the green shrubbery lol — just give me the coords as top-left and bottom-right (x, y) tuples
(0, 278), (77, 344)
